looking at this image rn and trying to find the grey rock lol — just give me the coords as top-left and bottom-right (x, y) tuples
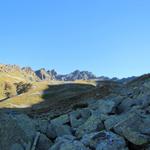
(49, 135), (87, 150)
(69, 109), (91, 128)
(54, 124), (72, 137)
(118, 98), (142, 113)
(10, 143), (24, 150)
(35, 119), (48, 134)
(47, 123), (72, 139)
(36, 133), (53, 150)
(104, 115), (124, 130)
(46, 123), (57, 139)
(81, 131), (127, 150)
(90, 99), (116, 114)
(104, 110), (150, 145)
(0, 113), (36, 150)
(75, 112), (104, 138)
(97, 99), (116, 114)
(51, 114), (69, 125)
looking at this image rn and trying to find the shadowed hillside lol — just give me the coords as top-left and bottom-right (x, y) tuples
(0, 80), (121, 118)
(1, 67), (150, 150)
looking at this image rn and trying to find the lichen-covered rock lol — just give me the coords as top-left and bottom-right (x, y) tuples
(0, 113), (36, 150)
(75, 112), (104, 138)
(96, 99), (116, 114)
(36, 133), (53, 150)
(46, 123), (72, 139)
(104, 115), (124, 130)
(10, 143), (24, 150)
(69, 108), (91, 128)
(81, 131), (127, 150)
(88, 99), (116, 114)
(104, 109), (150, 145)
(49, 135), (88, 150)
(35, 119), (48, 134)
(51, 114), (69, 125)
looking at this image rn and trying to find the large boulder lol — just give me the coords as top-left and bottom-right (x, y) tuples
(0, 112), (36, 150)
(10, 143), (24, 150)
(81, 131), (127, 150)
(69, 108), (91, 128)
(75, 112), (104, 138)
(46, 114), (71, 139)
(46, 123), (72, 139)
(36, 133), (53, 150)
(104, 109), (150, 145)
(51, 114), (69, 125)
(96, 99), (116, 114)
(49, 135), (88, 150)
(35, 119), (49, 134)
(88, 99), (116, 114)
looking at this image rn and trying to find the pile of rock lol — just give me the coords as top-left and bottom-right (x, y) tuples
(1, 74), (150, 150)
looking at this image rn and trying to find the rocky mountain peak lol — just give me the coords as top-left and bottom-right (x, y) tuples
(0, 64), (21, 72)
(35, 68), (51, 80)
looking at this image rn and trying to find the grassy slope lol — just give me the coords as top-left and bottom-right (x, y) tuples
(0, 73), (96, 109)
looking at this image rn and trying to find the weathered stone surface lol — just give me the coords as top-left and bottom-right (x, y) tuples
(35, 119), (48, 134)
(96, 99), (116, 114)
(51, 114), (69, 125)
(88, 99), (116, 114)
(10, 143), (24, 150)
(0, 113), (36, 150)
(75, 112), (104, 138)
(118, 98), (142, 113)
(46, 123), (57, 139)
(69, 108), (91, 128)
(104, 115), (124, 130)
(54, 124), (72, 137)
(46, 123), (72, 139)
(49, 135), (87, 150)
(81, 131), (127, 150)
(104, 110), (150, 145)
(36, 133), (53, 150)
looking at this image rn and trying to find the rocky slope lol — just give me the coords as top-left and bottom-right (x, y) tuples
(0, 64), (39, 82)
(0, 73), (150, 150)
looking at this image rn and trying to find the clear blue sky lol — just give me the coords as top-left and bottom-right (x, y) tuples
(0, 0), (150, 78)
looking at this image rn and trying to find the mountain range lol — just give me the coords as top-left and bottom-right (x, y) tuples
(0, 64), (136, 83)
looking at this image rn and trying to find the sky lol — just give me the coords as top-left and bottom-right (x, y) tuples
(0, 0), (150, 78)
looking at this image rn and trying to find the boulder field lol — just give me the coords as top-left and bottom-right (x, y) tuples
(1, 74), (150, 150)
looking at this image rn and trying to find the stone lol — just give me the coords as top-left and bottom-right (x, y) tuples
(104, 115), (123, 130)
(46, 123), (72, 139)
(69, 108), (91, 128)
(10, 143), (24, 150)
(105, 110), (150, 145)
(118, 98), (142, 113)
(119, 128), (150, 146)
(51, 114), (69, 125)
(81, 131), (127, 150)
(80, 108), (92, 119)
(96, 99), (116, 114)
(36, 133), (53, 150)
(75, 112), (104, 138)
(49, 135), (87, 150)
(0, 113), (36, 150)
(54, 124), (72, 137)
(35, 119), (48, 134)
(46, 123), (57, 139)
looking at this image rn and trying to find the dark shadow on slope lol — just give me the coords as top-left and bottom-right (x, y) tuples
(0, 81), (122, 118)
